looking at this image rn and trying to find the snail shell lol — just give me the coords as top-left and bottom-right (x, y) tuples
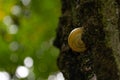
(68, 27), (86, 52)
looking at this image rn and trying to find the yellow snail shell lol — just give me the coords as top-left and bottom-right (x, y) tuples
(68, 27), (86, 52)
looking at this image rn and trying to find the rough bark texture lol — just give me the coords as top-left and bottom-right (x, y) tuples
(54, 0), (120, 80)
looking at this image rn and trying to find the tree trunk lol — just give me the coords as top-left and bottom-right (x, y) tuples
(54, 0), (120, 80)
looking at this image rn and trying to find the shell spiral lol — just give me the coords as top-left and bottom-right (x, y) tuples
(68, 27), (86, 52)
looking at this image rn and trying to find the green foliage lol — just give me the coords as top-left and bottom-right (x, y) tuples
(0, 0), (61, 79)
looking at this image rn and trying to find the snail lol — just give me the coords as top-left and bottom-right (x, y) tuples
(68, 27), (86, 52)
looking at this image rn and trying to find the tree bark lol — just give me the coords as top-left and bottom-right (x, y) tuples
(54, 0), (120, 80)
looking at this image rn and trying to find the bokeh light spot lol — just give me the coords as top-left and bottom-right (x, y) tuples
(16, 66), (29, 78)
(48, 72), (64, 80)
(56, 72), (64, 80)
(48, 75), (56, 80)
(0, 71), (10, 80)
(24, 57), (34, 68)
(9, 41), (19, 51)
(11, 5), (21, 16)
(27, 69), (35, 80)
(21, 0), (31, 6)
(3, 16), (13, 26)
(8, 24), (18, 34)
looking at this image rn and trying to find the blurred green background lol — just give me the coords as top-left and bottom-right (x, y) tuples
(0, 0), (61, 80)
